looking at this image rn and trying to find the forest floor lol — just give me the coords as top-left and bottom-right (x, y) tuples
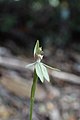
(0, 43), (80, 120)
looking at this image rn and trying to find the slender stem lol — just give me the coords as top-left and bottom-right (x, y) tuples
(30, 69), (38, 120)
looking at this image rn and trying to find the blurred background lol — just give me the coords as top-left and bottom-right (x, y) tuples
(0, 0), (80, 120)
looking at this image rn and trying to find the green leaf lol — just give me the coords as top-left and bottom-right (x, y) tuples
(40, 62), (50, 82)
(35, 62), (44, 82)
(34, 40), (39, 56)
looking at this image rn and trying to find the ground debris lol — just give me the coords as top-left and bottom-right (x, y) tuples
(0, 47), (80, 120)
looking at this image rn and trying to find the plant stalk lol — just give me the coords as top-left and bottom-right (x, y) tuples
(30, 69), (38, 120)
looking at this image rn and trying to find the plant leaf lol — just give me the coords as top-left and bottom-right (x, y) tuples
(43, 63), (60, 71)
(35, 62), (44, 82)
(40, 62), (50, 82)
(34, 40), (39, 57)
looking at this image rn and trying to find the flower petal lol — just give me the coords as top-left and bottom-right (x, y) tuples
(43, 63), (60, 71)
(34, 40), (39, 57)
(25, 62), (36, 68)
(40, 62), (50, 82)
(35, 62), (44, 82)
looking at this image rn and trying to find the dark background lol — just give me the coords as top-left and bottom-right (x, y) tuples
(0, 0), (80, 54)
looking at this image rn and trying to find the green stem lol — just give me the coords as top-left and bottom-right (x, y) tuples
(30, 69), (38, 120)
